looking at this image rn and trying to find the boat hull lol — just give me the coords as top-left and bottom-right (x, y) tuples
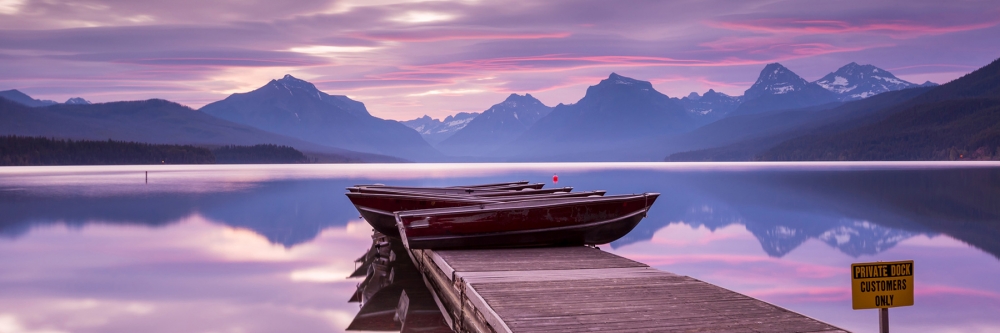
(349, 186), (569, 197)
(347, 190), (600, 237)
(347, 192), (498, 237)
(396, 194), (658, 250)
(348, 182), (544, 194)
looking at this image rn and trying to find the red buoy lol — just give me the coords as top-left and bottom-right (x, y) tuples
(552, 174), (559, 184)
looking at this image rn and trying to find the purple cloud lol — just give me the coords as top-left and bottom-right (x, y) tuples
(1, 0), (999, 119)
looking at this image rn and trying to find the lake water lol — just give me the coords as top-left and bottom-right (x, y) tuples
(1, 162), (999, 333)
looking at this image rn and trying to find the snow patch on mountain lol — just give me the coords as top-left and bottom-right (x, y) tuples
(64, 97), (91, 105)
(679, 89), (742, 120)
(402, 112), (480, 144)
(814, 63), (929, 101)
(743, 63), (812, 100)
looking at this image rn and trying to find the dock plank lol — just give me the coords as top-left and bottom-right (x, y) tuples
(412, 246), (848, 333)
(435, 246), (646, 272)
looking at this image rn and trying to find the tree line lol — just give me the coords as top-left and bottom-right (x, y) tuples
(0, 136), (310, 166)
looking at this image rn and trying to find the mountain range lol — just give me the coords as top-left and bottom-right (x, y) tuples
(6, 57), (995, 163)
(816, 62), (934, 101)
(1, 89), (91, 107)
(729, 63), (841, 115)
(200, 75), (439, 161)
(401, 112), (479, 145)
(497, 73), (695, 160)
(666, 57), (999, 161)
(436, 93), (553, 157)
(677, 89), (743, 122)
(0, 97), (400, 162)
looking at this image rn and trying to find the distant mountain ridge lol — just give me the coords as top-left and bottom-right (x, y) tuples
(678, 89), (743, 122)
(402, 112), (479, 145)
(1, 59), (963, 163)
(0, 96), (399, 162)
(731, 63), (840, 115)
(499, 73), (694, 160)
(200, 75), (440, 161)
(0, 89), (93, 107)
(64, 97), (91, 105)
(758, 56), (1000, 161)
(0, 90), (58, 107)
(437, 93), (552, 157)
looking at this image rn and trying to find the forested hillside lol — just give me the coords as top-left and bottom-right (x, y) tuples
(1, 136), (215, 165)
(212, 144), (309, 164)
(1, 137), (312, 166)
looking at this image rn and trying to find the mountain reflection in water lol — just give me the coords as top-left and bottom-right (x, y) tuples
(4, 166), (996, 259)
(1, 163), (998, 333)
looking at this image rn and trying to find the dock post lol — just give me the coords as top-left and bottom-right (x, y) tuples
(879, 308), (889, 333)
(409, 249), (494, 333)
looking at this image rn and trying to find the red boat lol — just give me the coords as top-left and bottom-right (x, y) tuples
(356, 180), (529, 189)
(348, 182), (544, 195)
(348, 185), (572, 197)
(394, 193), (659, 249)
(444, 181), (530, 188)
(347, 190), (604, 237)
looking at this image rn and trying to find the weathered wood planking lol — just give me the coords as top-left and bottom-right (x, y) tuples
(435, 246), (647, 272)
(411, 246), (849, 333)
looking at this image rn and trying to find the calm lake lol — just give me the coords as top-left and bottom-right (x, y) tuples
(1, 162), (999, 333)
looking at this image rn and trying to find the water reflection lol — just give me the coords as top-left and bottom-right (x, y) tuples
(3, 165), (998, 259)
(1, 163), (998, 332)
(346, 232), (451, 332)
(608, 169), (999, 260)
(0, 179), (362, 247)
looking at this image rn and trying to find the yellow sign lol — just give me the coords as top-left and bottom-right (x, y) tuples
(851, 260), (914, 309)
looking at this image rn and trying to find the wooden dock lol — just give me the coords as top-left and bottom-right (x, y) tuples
(408, 246), (848, 333)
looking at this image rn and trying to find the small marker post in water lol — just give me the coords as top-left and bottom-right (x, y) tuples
(552, 174), (558, 184)
(145, 171), (148, 184)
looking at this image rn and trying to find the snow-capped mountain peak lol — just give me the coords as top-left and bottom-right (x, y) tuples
(743, 63), (811, 100)
(401, 112), (480, 144)
(679, 89), (743, 118)
(64, 97), (91, 105)
(270, 74), (322, 96)
(814, 63), (924, 101)
(595, 73), (655, 92)
(501, 93), (544, 108)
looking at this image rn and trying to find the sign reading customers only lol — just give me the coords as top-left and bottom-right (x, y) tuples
(851, 260), (914, 309)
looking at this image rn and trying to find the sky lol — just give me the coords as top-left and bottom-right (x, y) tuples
(2, 0), (1000, 121)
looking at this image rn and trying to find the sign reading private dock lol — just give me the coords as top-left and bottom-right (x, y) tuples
(851, 260), (914, 309)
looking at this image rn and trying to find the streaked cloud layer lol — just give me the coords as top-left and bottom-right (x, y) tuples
(2, 0), (999, 119)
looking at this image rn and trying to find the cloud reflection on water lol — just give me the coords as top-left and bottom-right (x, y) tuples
(1, 163), (999, 332)
(0, 215), (374, 333)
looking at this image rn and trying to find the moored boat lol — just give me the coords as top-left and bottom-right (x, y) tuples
(347, 192), (502, 237)
(444, 181), (530, 188)
(349, 186), (572, 197)
(346, 189), (601, 237)
(356, 180), (529, 189)
(348, 182), (544, 195)
(395, 193), (659, 249)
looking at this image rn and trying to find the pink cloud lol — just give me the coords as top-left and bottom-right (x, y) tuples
(916, 285), (1000, 299)
(492, 75), (602, 94)
(747, 286), (850, 303)
(114, 57), (326, 67)
(352, 30), (571, 42)
(395, 54), (799, 79)
(886, 63), (980, 71)
(713, 18), (1000, 38)
(699, 36), (874, 56)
